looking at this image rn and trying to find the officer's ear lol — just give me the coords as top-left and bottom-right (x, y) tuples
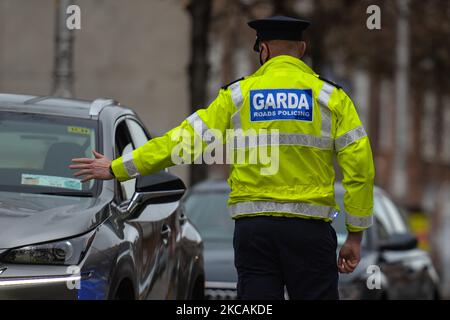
(299, 41), (307, 58)
(260, 42), (271, 63)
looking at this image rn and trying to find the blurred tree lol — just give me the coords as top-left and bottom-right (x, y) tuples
(408, 0), (450, 208)
(185, 0), (212, 185)
(52, 0), (76, 98)
(271, 0), (296, 16)
(410, 0), (450, 157)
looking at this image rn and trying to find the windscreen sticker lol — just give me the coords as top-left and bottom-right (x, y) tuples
(21, 174), (82, 191)
(67, 126), (91, 135)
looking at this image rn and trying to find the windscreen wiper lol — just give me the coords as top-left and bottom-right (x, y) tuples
(38, 191), (93, 197)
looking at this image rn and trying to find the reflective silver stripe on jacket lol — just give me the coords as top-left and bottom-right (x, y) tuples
(229, 201), (338, 219)
(229, 133), (334, 150)
(346, 213), (373, 229)
(318, 82), (335, 138)
(122, 152), (139, 178)
(231, 112), (242, 130)
(187, 112), (207, 136)
(230, 82), (244, 130)
(230, 81), (244, 108)
(335, 126), (367, 151)
(187, 111), (221, 145)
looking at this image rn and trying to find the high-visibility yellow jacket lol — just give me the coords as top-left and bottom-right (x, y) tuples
(111, 55), (375, 232)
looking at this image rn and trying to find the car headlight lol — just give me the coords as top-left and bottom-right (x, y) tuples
(0, 230), (95, 265)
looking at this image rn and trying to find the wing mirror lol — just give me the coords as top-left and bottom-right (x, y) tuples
(379, 233), (418, 251)
(115, 171), (186, 217)
(135, 170), (186, 195)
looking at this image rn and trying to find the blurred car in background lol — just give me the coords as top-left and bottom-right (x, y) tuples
(183, 180), (441, 300)
(0, 94), (204, 300)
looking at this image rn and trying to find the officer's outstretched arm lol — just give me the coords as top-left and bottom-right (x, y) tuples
(333, 91), (375, 232)
(110, 89), (234, 182)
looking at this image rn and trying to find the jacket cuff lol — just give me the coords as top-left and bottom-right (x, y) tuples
(345, 211), (373, 232)
(346, 224), (370, 233)
(111, 157), (130, 182)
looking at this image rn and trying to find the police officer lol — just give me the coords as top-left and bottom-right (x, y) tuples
(71, 16), (374, 300)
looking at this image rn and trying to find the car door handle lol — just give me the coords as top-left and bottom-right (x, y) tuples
(161, 224), (172, 239)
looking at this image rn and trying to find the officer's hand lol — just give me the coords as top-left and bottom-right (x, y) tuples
(338, 232), (363, 274)
(70, 150), (114, 182)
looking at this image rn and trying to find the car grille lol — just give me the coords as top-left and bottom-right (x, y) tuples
(205, 281), (237, 300)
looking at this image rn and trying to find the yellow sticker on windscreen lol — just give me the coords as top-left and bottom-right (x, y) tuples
(67, 126), (91, 135)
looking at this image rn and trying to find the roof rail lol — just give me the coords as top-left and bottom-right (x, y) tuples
(89, 98), (118, 117)
(24, 96), (51, 105)
(0, 93), (37, 105)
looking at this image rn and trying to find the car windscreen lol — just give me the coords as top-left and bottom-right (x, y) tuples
(184, 190), (234, 242)
(0, 112), (99, 196)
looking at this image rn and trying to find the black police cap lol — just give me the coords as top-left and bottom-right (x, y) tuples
(248, 15), (311, 52)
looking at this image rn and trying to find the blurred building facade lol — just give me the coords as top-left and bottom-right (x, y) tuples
(0, 0), (191, 181)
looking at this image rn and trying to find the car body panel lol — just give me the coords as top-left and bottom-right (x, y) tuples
(0, 191), (110, 249)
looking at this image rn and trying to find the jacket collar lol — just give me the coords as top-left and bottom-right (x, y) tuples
(253, 55), (317, 77)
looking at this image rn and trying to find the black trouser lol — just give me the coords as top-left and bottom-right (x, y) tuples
(233, 216), (339, 300)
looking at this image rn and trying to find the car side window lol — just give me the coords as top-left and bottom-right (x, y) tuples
(374, 194), (394, 236)
(380, 195), (408, 234)
(375, 217), (390, 241)
(126, 119), (150, 147)
(368, 194), (389, 244)
(115, 120), (136, 201)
